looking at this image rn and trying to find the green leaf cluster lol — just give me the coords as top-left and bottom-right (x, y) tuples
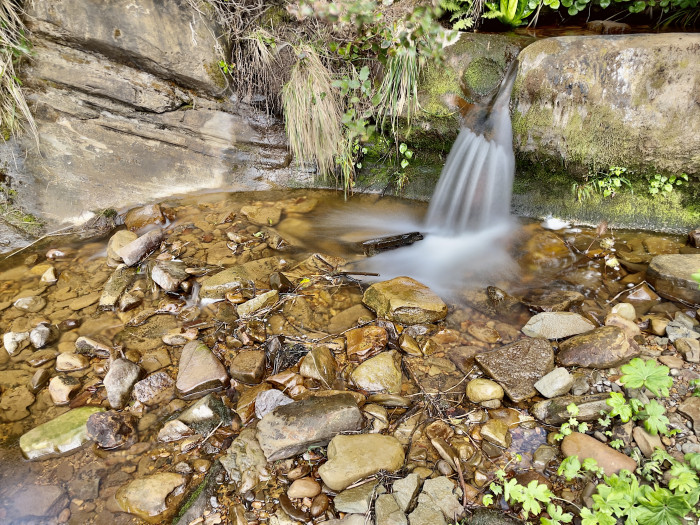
(620, 358), (673, 397)
(648, 173), (689, 195)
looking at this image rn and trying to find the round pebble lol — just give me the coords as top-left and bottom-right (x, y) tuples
(287, 477), (321, 499)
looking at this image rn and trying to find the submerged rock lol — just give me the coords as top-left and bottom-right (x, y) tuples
(299, 345), (337, 387)
(557, 326), (639, 368)
(19, 406), (104, 460)
(318, 434), (405, 491)
(176, 340), (229, 398)
(86, 410), (137, 449)
(229, 350), (266, 384)
(221, 427), (270, 493)
(116, 472), (186, 523)
(3, 484), (68, 522)
(3, 331), (30, 356)
(363, 276), (448, 324)
(103, 358), (142, 409)
(0, 385), (35, 422)
(351, 350), (403, 393)
(521, 289), (585, 312)
(475, 338), (554, 402)
(256, 393), (363, 461)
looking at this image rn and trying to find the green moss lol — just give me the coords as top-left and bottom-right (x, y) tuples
(204, 60), (227, 90)
(512, 160), (700, 233)
(463, 57), (503, 98)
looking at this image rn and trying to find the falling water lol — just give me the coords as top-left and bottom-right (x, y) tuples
(424, 63), (518, 235)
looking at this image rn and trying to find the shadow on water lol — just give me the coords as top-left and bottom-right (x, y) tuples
(323, 64), (521, 297)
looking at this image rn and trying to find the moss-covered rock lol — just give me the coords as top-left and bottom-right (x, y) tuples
(395, 31), (534, 151)
(512, 34), (700, 176)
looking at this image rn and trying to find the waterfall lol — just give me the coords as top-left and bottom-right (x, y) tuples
(424, 63), (517, 235)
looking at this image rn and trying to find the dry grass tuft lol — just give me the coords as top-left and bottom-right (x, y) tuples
(281, 46), (344, 179)
(375, 46), (422, 134)
(0, 0), (36, 143)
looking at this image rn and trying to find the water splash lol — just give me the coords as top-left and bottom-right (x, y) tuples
(424, 64), (517, 235)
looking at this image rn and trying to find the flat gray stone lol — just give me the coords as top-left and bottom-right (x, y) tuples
(334, 481), (385, 514)
(376, 493), (408, 525)
(521, 312), (595, 339)
(534, 367), (574, 398)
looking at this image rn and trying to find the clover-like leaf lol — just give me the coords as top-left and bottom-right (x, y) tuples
(637, 400), (669, 436)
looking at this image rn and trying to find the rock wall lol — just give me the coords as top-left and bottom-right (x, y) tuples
(511, 33), (700, 175)
(5, 0), (292, 225)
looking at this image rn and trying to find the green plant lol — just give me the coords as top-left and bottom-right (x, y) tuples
(620, 358), (673, 397)
(440, 0), (481, 29)
(482, 0), (534, 26)
(0, 0), (37, 143)
(693, 272), (700, 290)
(553, 403), (589, 441)
(648, 173), (689, 196)
(392, 142), (413, 192)
(690, 378), (700, 397)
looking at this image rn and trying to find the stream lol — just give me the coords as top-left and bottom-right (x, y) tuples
(0, 188), (698, 524)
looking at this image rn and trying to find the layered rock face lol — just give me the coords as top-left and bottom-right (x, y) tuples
(511, 33), (700, 175)
(7, 0), (291, 223)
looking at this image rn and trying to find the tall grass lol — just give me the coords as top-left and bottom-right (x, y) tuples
(375, 47), (421, 134)
(0, 0), (36, 143)
(281, 46), (344, 179)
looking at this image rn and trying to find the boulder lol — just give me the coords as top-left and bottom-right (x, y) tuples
(256, 394), (363, 461)
(475, 338), (554, 402)
(561, 432), (637, 476)
(557, 326), (639, 368)
(363, 277), (447, 324)
(318, 434), (405, 491)
(512, 34), (700, 176)
(647, 254), (700, 306)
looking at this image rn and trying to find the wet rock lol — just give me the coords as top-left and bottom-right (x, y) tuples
(229, 350), (266, 384)
(56, 352), (90, 372)
(200, 257), (282, 299)
(236, 382), (271, 422)
(418, 476), (464, 522)
(363, 276), (448, 324)
(4, 484), (68, 522)
(532, 444), (557, 470)
(179, 393), (231, 433)
(562, 432), (637, 475)
(558, 326), (639, 368)
(647, 254), (700, 305)
(466, 378), (504, 404)
(632, 426), (663, 458)
(124, 204), (165, 230)
(256, 393), (363, 461)
(689, 227), (700, 248)
(176, 341), (229, 399)
(467, 323), (501, 344)
(393, 473), (422, 513)
(531, 393), (611, 424)
(534, 367), (574, 398)
(237, 290), (279, 317)
(310, 493), (330, 517)
(333, 481), (385, 513)
(69, 292), (101, 311)
(132, 371), (175, 405)
(604, 313), (641, 338)
(104, 358), (142, 409)
(678, 397), (700, 433)
(116, 472), (186, 523)
(19, 406), (104, 460)
(221, 427), (270, 493)
(41, 265), (58, 283)
(117, 229), (163, 267)
(107, 230), (138, 262)
(318, 434), (405, 491)
(158, 420), (193, 442)
(675, 338), (700, 363)
(287, 477), (321, 499)
(31, 368), (51, 392)
(27, 349), (58, 367)
(75, 336), (112, 358)
(99, 266), (136, 310)
(3, 331), (30, 356)
(346, 325), (388, 361)
(408, 502), (446, 525)
(241, 205), (282, 226)
(14, 295), (46, 312)
(327, 304), (374, 333)
(481, 419), (511, 448)
(522, 289), (584, 312)
(521, 312), (595, 339)
(30, 323), (58, 348)
(0, 385), (35, 422)
(299, 345), (337, 387)
(376, 493), (408, 525)
(586, 19), (631, 33)
(351, 350), (402, 393)
(475, 338), (554, 402)
(611, 302), (637, 321)
(255, 388), (293, 419)
(86, 410), (137, 449)
(151, 260), (188, 292)
(49, 375), (81, 405)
